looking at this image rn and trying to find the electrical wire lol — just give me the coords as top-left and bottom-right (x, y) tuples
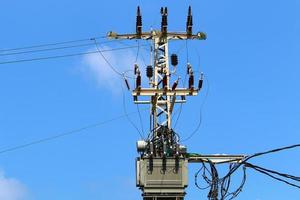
(181, 76), (209, 142)
(221, 144), (300, 184)
(172, 40), (191, 130)
(122, 85), (145, 139)
(0, 45), (146, 65)
(134, 40), (146, 137)
(245, 162), (300, 189)
(0, 40), (122, 57)
(93, 38), (125, 77)
(0, 36), (106, 52)
(0, 109), (144, 155)
(194, 161), (247, 200)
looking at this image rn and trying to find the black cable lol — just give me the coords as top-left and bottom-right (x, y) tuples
(195, 164), (211, 190)
(0, 36), (106, 52)
(222, 144), (300, 182)
(225, 166), (247, 200)
(245, 162), (300, 182)
(0, 109), (143, 155)
(0, 45), (145, 65)
(245, 162), (300, 189)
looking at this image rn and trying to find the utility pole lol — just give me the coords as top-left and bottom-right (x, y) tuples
(108, 6), (245, 200)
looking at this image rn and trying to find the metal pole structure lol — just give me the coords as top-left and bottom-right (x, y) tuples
(108, 6), (245, 200)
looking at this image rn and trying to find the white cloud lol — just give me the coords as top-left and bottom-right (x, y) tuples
(0, 170), (27, 200)
(81, 45), (145, 93)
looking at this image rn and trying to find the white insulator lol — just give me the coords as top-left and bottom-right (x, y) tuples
(137, 140), (147, 152)
(179, 145), (187, 154)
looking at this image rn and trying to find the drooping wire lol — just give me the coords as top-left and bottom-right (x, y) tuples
(92, 38), (145, 139)
(172, 40), (191, 130)
(194, 161), (247, 200)
(93, 38), (124, 77)
(122, 85), (145, 139)
(0, 109), (144, 155)
(134, 40), (146, 137)
(181, 76), (209, 142)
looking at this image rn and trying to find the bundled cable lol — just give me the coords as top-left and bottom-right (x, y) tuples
(244, 162), (300, 189)
(194, 144), (300, 200)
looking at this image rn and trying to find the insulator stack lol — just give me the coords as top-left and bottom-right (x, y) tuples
(146, 65), (153, 78)
(161, 7), (168, 35)
(189, 72), (194, 89)
(136, 73), (141, 89)
(187, 63), (192, 74)
(163, 75), (168, 88)
(136, 6), (142, 37)
(171, 54), (178, 66)
(198, 73), (204, 89)
(134, 64), (139, 75)
(186, 6), (193, 37)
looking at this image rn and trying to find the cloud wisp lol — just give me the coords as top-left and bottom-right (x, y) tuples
(81, 45), (146, 93)
(0, 170), (27, 200)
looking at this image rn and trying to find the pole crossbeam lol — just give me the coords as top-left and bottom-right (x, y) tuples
(188, 154), (246, 164)
(107, 31), (206, 41)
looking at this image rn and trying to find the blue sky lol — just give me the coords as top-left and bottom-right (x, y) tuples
(0, 0), (299, 199)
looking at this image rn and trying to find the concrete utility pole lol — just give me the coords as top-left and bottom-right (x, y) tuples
(108, 6), (245, 200)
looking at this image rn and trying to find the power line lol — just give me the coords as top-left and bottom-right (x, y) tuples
(245, 162), (300, 189)
(0, 45), (147, 65)
(0, 39), (130, 57)
(221, 144), (300, 182)
(0, 43), (94, 56)
(0, 36), (106, 52)
(0, 109), (145, 155)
